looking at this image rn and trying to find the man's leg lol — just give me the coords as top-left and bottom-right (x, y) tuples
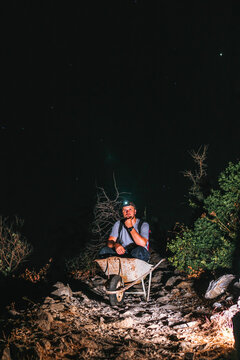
(98, 246), (117, 257)
(130, 246), (150, 262)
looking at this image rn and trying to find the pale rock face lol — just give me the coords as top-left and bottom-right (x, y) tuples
(205, 274), (235, 299)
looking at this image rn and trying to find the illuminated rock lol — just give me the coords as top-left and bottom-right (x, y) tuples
(205, 274), (235, 299)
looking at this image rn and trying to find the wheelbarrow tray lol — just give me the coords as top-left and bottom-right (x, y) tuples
(94, 256), (153, 283)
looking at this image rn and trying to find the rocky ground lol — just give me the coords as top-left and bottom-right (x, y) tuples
(0, 252), (240, 359)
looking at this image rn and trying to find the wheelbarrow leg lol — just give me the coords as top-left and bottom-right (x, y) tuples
(141, 278), (146, 299)
(147, 270), (153, 302)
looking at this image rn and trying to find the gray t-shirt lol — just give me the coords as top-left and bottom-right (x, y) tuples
(110, 218), (149, 250)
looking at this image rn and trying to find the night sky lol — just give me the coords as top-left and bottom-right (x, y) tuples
(1, 2), (239, 256)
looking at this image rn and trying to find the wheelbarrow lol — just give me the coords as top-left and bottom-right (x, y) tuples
(94, 256), (165, 306)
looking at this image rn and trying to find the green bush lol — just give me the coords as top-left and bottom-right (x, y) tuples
(168, 161), (240, 275)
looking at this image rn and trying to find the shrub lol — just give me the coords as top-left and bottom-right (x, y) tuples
(0, 216), (32, 276)
(19, 258), (52, 283)
(168, 161), (240, 275)
(65, 253), (98, 280)
(65, 177), (124, 279)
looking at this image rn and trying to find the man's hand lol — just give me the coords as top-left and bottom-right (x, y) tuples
(115, 243), (126, 255)
(124, 217), (133, 229)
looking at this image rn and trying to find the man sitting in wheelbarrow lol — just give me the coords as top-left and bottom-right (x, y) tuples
(99, 201), (150, 262)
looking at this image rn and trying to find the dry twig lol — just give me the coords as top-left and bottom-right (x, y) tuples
(66, 175), (129, 276)
(0, 216), (32, 275)
(90, 174), (128, 254)
(182, 145), (208, 200)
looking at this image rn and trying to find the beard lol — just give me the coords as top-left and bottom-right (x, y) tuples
(124, 215), (133, 220)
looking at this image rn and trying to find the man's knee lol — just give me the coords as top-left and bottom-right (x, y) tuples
(98, 246), (116, 256)
(130, 246), (150, 262)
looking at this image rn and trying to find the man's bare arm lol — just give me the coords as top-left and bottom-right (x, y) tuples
(107, 236), (117, 248)
(129, 229), (148, 247)
(124, 218), (148, 247)
(107, 236), (125, 254)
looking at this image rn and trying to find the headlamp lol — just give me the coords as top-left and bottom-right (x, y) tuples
(122, 200), (136, 209)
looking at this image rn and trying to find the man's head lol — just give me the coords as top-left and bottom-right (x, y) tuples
(122, 201), (137, 219)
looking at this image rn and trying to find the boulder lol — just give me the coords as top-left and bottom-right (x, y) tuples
(51, 283), (72, 298)
(205, 274), (235, 299)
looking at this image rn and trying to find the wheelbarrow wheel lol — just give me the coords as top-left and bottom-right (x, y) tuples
(109, 275), (125, 306)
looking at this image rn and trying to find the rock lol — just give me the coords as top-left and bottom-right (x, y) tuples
(115, 350), (136, 360)
(161, 304), (179, 311)
(205, 274), (235, 299)
(156, 295), (171, 304)
(176, 320), (199, 331)
(79, 337), (99, 349)
(114, 316), (134, 328)
(51, 283), (72, 298)
(68, 305), (79, 314)
(166, 276), (183, 287)
(176, 280), (193, 290)
(40, 339), (51, 351)
(173, 323), (188, 329)
(185, 320), (199, 328)
(37, 310), (54, 323)
(182, 292), (193, 298)
(120, 310), (133, 317)
(49, 302), (65, 312)
(168, 316), (182, 326)
(171, 288), (181, 296)
(100, 316), (134, 329)
(36, 319), (51, 331)
(52, 281), (65, 289)
(152, 335), (169, 343)
(234, 280), (240, 289)
(44, 296), (55, 304)
(151, 270), (163, 283)
(147, 323), (160, 329)
(213, 302), (223, 309)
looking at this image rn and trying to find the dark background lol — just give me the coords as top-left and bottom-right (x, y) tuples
(1, 1), (239, 263)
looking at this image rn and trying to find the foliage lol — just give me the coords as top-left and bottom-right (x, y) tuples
(168, 161), (240, 275)
(0, 216), (32, 276)
(65, 253), (98, 280)
(19, 258), (52, 283)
